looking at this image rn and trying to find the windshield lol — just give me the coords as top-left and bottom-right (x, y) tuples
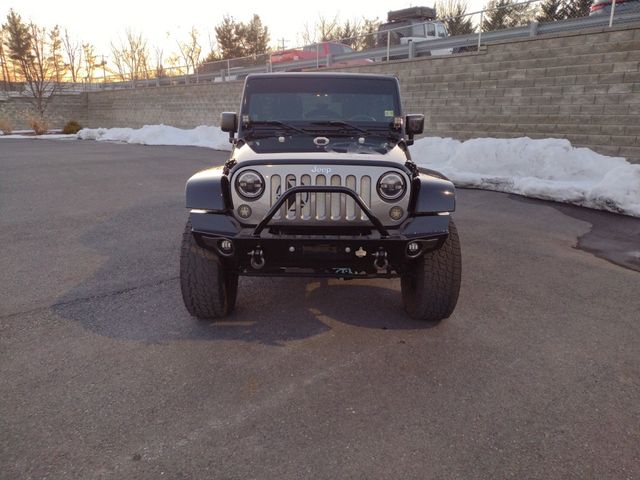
(240, 76), (401, 129)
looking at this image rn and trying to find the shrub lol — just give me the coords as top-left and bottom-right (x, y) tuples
(0, 118), (12, 135)
(27, 115), (48, 135)
(62, 120), (82, 135)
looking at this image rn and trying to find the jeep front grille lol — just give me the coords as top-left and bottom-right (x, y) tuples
(269, 173), (372, 222)
(230, 164), (411, 226)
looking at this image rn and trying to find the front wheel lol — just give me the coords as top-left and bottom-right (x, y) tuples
(401, 220), (462, 322)
(180, 220), (238, 319)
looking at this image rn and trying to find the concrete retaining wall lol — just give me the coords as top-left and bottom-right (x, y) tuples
(0, 94), (87, 131)
(346, 24), (640, 162)
(1, 24), (638, 161)
(86, 81), (243, 129)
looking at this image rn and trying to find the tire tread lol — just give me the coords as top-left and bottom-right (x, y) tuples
(179, 220), (237, 319)
(401, 220), (462, 322)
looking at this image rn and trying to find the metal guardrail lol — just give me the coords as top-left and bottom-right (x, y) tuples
(255, 12), (640, 76)
(4, 8), (639, 93)
(140, 11), (640, 88)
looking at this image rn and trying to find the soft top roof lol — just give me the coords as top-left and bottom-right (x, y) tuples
(245, 72), (398, 82)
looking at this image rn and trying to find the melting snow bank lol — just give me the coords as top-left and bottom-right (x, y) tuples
(0, 133), (77, 140)
(72, 125), (639, 217)
(77, 125), (232, 151)
(412, 137), (640, 217)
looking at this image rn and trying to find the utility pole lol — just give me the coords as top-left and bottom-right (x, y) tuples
(101, 55), (107, 84)
(278, 38), (287, 51)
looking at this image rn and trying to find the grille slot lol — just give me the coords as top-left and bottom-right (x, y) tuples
(269, 173), (373, 223)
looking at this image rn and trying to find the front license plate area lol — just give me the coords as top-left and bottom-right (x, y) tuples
(302, 244), (338, 255)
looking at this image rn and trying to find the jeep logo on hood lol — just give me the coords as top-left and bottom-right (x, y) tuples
(311, 166), (333, 174)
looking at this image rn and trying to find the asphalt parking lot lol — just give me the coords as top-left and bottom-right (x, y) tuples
(1, 139), (639, 479)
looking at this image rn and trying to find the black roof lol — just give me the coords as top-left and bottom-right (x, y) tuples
(246, 72), (398, 81)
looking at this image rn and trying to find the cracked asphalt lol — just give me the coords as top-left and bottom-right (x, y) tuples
(1, 139), (639, 479)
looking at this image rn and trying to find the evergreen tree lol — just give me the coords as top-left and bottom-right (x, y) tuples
(3, 9), (33, 72)
(357, 18), (381, 51)
(436, 0), (475, 35)
(482, 0), (513, 31)
(563, 0), (592, 18)
(215, 16), (244, 59)
(337, 19), (359, 47)
(508, 0), (536, 26)
(482, 0), (535, 30)
(243, 14), (270, 56)
(0, 26), (13, 87)
(537, 0), (566, 21)
(214, 15), (269, 59)
(3, 10), (59, 120)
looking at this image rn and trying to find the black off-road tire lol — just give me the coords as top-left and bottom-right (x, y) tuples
(180, 220), (238, 319)
(401, 220), (462, 322)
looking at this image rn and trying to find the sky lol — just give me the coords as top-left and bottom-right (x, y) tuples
(3, 0), (485, 64)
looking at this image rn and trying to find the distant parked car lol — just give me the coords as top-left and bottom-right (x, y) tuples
(377, 6), (453, 56)
(270, 42), (372, 70)
(590, 0), (640, 15)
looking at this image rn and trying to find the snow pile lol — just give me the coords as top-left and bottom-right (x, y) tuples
(0, 133), (77, 140)
(67, 125), (640, 217)
(412, 137), (640, 217)
(77, 124), (232, 151)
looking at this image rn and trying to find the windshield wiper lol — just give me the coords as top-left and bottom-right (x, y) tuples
(247, 120), (308, 134)
(364, 124), (402, 139)
(309, 120), (371, 135)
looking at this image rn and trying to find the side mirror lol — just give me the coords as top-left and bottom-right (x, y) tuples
(405, 114), (424, 147)
(406, 114), (424, 135)
(220, 112), (237, 143)
(220, 112), (237, 132)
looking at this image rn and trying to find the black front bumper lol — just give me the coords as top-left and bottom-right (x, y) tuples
(190, 184), (450, 278)
(190, 211), (451, 278)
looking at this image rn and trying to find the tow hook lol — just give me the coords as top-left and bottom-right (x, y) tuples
(248, 247), (265, 270)
(355, 247), (367, 258)
(373, 250), (389, 271)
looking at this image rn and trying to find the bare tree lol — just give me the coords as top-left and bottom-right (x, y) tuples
(166, 52), (185, 73)
(48, 25), (65, 83)
(82, 42), (97, 82)
(29, 23), (58, 115)
(110, 45), (127, 81)
(62, 28), (82, 83)
(177, 27), (202, 75)
(154, 45), (165, 78)
(207, 31), (216, 56)
(300, 23), (317, 46)
(299, 15), (380, 49)
(110, 29), (150, 81)
(317, 15), (341, 41)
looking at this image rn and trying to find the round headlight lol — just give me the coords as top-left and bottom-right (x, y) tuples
(377, 172), (406, 201)
(235, 170), (265, 199)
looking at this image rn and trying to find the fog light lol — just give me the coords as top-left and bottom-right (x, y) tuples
(407, 241), (420, 254)
(389, 206), (404, 220)
(238, 204), (252, 219)
(220, 239), (233, 253)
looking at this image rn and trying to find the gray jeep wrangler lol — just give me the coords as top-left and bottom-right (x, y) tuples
(181, 72), (461, 322)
